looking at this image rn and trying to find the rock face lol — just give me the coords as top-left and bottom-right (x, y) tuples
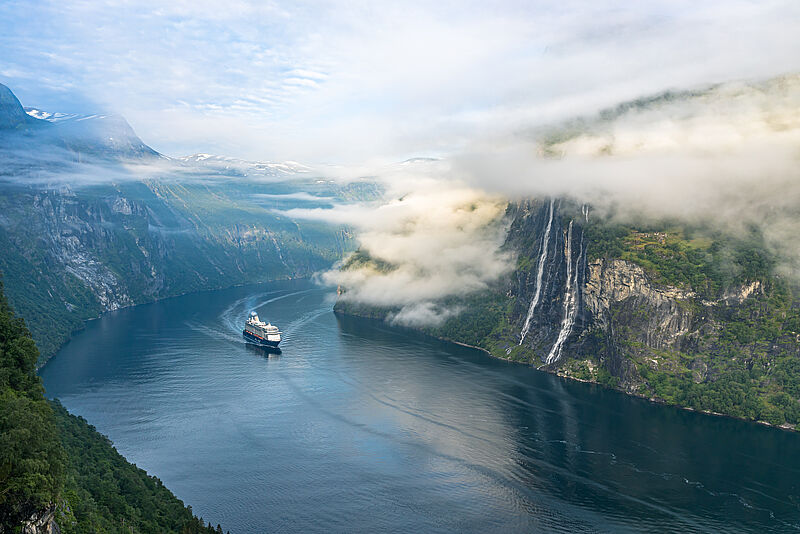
(0, 180), (351, 361)
(505, 199), (588, 363)
(584, 259), (695, 322)
(1, 83), (157, 160)
(21, 507), (60, 534)
(721, 280), (763, 304)
(0, 83), (43, 130)
(497, 199), (795, 403)
(505, 201), (722, 375)
(579, 258), (697, 389)
(0, 83), (359, 361)
(583, 258), (696, 350)
(337, 197), (800, 426)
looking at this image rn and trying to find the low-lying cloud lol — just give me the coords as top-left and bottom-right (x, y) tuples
(387, 302), (464, 329)
(286, 168), (512, 325)
(456, 74), (800, 277)
(286, 74), (800, 324)
(458, 75), (800, 208)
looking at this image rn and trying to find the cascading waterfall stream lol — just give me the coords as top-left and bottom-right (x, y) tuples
(519, 199), (555, 345)
(545, 220), (583, 365)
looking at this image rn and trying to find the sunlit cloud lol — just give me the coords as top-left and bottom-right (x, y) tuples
(1, 1), (797, 162)
(3, 0), (800, 320)
(284, 74), (800, 319)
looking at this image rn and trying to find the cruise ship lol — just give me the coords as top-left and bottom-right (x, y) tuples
(243, 311), (281, 348)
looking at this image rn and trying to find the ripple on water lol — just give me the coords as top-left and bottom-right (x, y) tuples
(40, 280), (800, 533)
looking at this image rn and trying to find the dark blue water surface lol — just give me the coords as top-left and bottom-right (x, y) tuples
(40, 280), (800, 533)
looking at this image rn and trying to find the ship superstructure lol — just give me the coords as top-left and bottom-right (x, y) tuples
(243, 311), (281, 347)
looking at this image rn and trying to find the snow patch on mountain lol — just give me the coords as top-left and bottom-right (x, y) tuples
(25, 108), (79, 122)
(179, 153), (312, 177)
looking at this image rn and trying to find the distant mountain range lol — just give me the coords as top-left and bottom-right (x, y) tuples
(176, 153), (314, 179)
(1, 82), (334, 184)
(0, 83), (379, 361)
(1, 83), (159, 159)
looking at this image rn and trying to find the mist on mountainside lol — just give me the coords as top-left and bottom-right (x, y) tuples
(0, 82), (381, 359)
(458, 74), (800, 275)
(293, 74), (800, 323)
(0, 82), (345, 188)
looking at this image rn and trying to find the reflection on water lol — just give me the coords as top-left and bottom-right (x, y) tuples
(243, 343), (282, 357)
(40, 280), (800, 533)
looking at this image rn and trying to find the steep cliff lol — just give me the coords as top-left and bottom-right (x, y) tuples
(21, 507), (59, 534)
(336, 198), (800, 429)
(575, 258), (696, 390)
(0, 179), (357, 362)
(0, 84), (43, 130)
(0, 83), (376, 361)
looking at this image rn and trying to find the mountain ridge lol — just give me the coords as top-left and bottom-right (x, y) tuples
(0, 83), (46, 130)
(0, 83), (369, 362)
(1, 83), (159, 160)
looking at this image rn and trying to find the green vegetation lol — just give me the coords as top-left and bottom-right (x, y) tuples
(341, 249), (396, 274)
(0, 177), (360, 364)
(0, 225), (101, 359)
(51, 401), (225, 534)
(628, 286), (800, 426)
(582, 212), (800, 427)
(584, 221), (776, 298)
(0, 281), (225, 533)
(0, 280), (64, 528)
(336, 202), (800, 430)
(423, 289), (514, 354)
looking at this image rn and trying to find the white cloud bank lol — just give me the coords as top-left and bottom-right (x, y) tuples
(458, 75), (800, 213)
(2, 1), (799, 321)
(455, 75), (800, 277)
(288, 74), (800, 323)
(285, 166), (512, 325)
(1, 1), (798, 162)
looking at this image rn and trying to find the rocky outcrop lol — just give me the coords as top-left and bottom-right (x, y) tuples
(0, 180), (350, 361)
(583, 258), (695, 350)
(720, 280), (763, 304)
(21, 507), (60, 534)
(573, 258), (698, 390)
(487, 199), (781, 392)
(335, 196), (800, 427)
(506, 199), (588, 363)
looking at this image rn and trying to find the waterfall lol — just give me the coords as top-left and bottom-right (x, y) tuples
(519, 199), (554, 345)
(581, 204), (589, 222)
(545, 220), (583, 365)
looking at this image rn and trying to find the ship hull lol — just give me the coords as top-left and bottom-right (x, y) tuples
(243, 329), (281, 347)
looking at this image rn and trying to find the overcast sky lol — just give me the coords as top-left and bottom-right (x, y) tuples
(1, 0), (798, 162)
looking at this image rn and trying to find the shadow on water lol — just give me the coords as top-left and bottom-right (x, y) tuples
(39, 282), (800, 534)
(243, 342), (282, 357)
(334, 311), (800, 533)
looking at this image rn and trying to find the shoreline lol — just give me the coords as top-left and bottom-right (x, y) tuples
(36, 275), (311, 371)
(43, 292), (798, 434)
(335, 309), (797, 434)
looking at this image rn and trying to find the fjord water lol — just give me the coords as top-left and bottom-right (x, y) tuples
(41, 281), (799, 533)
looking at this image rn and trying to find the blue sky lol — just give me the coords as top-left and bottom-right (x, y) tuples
(1, 0), (798, 162)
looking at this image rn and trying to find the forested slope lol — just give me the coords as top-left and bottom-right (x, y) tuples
(0, 281), (225, 533)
